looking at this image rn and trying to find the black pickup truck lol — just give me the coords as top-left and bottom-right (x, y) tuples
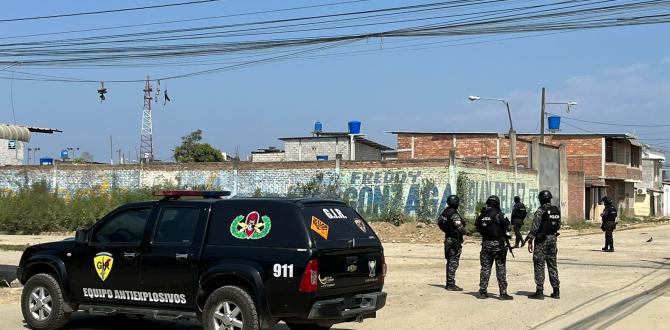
(17, 191), (387, 330)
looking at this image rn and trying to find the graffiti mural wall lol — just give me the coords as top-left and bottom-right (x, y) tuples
(0, 161), (538, 218)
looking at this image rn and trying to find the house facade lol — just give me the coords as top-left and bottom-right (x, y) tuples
(391, 131), (658, 220)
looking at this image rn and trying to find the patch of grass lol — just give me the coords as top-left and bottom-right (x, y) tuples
(0, 244), (29, 252)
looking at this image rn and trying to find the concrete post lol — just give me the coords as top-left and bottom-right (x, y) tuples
(559, 144), (569, 215)
(510, 130), (517, 198)
(531, 139), (540, 170)
(448, 149), (457, 195)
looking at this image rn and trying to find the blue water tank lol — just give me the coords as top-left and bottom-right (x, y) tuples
(548, 115), (561, 130)
(348, 120), (361, 134)
(314, 121), (323, 133)
(316, 155), (329, 161)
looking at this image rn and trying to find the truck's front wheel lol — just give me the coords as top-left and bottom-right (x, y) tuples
(203, 285), (259, 330)
(21, 273), (71, 330)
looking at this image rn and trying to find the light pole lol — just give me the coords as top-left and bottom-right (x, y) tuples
(469, 95), (518, 205)
(468, 96), (514, 131)
(33, 147), (40, 165)
(67, 147), (80, 160)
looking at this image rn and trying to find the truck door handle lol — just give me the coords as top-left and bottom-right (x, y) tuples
(123, 252), (138, 259)
(176, 253), (189, 261)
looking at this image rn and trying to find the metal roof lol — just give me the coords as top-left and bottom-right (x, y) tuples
(0, 124), (30, 142)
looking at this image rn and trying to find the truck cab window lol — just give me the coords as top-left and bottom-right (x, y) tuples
(153, 207), (201, 244)
(92, 208), (151, 243)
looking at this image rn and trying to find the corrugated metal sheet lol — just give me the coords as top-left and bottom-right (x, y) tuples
(0, 124), (31, 142)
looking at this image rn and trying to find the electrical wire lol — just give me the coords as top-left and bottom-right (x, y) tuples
(0, 0), (669, 82)
(0, 0), (222, 23)
(561, 114), (670, 127)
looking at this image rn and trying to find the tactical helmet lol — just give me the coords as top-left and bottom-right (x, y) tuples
(486, 195), (500, 209)
(447, 195), (460, 208)
(601, 196), (613, 205)
(514, 196), (521, 203)
(538, 190), (552, 204)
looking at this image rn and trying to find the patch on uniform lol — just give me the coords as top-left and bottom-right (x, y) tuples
(354, 219), (367, 233)
(94, 252), (114, 282)
(230, 211), (272, 240)
(311, 216), (329, 239)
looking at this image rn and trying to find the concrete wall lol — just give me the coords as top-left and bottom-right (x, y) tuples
(354, 141), (382, 161)
(538, 143), (561, 208)
(0, 139), (24, 166)
(0, 160), (540, 219)
(284, 138), (351, 161)
(250, 152), (285, 162)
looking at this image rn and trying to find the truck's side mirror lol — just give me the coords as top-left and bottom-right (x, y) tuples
(75, 229), (89, 245)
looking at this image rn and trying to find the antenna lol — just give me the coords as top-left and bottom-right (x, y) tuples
(140, 76), (154, 163)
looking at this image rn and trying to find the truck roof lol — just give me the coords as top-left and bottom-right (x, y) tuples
(122, 197), (348, 208)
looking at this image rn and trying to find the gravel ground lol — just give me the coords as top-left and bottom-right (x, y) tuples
(0, 224), (668, 329)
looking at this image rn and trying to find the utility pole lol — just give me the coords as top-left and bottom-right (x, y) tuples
(540, 87), (546, 143)
(140, 77), (154, 164)
(109, 135), (114, 165)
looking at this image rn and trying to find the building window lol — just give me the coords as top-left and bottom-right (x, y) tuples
(605, 139), (614, 162)
(630, 146), (640, 167)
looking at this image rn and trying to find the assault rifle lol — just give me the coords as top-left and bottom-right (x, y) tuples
(504, 235), (515, 258)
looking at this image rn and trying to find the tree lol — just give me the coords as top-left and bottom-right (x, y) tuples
(173, 130), (224, 163)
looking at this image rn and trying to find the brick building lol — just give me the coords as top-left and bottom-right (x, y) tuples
(391, 131), (653, 220)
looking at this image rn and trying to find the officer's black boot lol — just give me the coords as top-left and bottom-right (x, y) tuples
(477, 289), (489, 299)
(550, 287), (560, 299)
(499, 290), (513, 300)
(446, 284), (463, 291)
(528, 289), (544, 300)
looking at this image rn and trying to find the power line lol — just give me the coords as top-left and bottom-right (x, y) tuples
(0, 0), (373, 41)
(560, 114), (670, 127)
(0, 0), (669, 82)
(0, 0), (222, 23)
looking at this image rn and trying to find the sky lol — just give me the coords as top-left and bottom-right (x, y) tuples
(1, 0), (670, 163)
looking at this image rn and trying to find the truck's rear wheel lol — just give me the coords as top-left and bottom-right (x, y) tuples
(203, 285), (259, 330)
(21, 273), (71, 330)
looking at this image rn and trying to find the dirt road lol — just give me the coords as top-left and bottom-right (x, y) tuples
(0, 225), (668, 329)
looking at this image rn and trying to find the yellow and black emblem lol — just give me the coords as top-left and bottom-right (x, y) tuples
(94, 252), (114, 281)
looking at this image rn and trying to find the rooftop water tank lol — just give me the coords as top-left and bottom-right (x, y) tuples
(348, 120), (361, 134)
(548, 115), (561, 131)
(314, 121), (323, 133)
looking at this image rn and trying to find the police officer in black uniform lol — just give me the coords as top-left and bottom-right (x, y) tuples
(601, 196), (618, 252)
(438, 195), (466, 291)
(475, 195), (513, 300)
(511, 196), (527, 248)
(527, 190), (561, 300)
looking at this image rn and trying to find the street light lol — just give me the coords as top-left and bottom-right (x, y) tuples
(67, 147), (80, 160)
(546, 101), (578, 113)
(27, 147), (40, 165)
(468, 94), (519, 201)
(468, 95), (514, 131)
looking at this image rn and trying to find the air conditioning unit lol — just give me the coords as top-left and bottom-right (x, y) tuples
(636, 188), (645, 195)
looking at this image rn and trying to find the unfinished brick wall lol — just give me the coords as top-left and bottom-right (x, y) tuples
(568, 171), (585, 220)
(396, 134), (530, 167)
(527, 135), (603, 177)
